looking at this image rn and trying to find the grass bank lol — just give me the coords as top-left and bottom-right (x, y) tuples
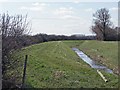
(9, 41), (118, 88)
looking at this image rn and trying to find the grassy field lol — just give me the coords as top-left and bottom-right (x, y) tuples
(9, 41), (118, 88)
(63, 40), (118, 74)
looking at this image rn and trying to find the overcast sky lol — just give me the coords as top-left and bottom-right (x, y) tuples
(0, 0), (118, 36)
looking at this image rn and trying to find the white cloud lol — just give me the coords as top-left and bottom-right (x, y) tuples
(0, 0), (8, 2)
(85, 8), (94, 12)
(32, 2), (47, 6)
(53, 7), (79, 20)
(73, 0), (81, 4)
(109, 7), (118, 11)
(20, 3), (48, 11)
(32, 2), (40, 6)
(110, 18), (118, 26)
(20, 6), (43, 11)
(20, 6), (28, 10)
(60, 15), (81, 20)
(72, 0), (118, 2)
(54, 7), (74, 16)
(30, 7), (44, 11)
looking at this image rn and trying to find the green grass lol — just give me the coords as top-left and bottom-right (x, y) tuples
(9, 41), (118, 88)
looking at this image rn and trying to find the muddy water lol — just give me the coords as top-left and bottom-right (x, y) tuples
(72, 48), (113, 74)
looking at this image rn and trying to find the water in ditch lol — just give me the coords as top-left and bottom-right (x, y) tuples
(72, 48), (113, 74)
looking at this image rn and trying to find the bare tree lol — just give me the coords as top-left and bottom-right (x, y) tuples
(0, 12), (31, 76)
(92, 8), (112, 40)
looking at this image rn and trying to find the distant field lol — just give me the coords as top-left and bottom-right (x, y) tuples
(9, 41), (118, 88)
(63, 40), (118, 74)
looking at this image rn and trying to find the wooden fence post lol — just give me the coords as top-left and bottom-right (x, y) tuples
(22, 55), (28, 88)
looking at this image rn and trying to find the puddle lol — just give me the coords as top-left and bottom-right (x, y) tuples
(72, 48), (113, 74)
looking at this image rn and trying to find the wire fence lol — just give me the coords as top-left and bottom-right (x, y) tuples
(4, 54), (29, 88)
